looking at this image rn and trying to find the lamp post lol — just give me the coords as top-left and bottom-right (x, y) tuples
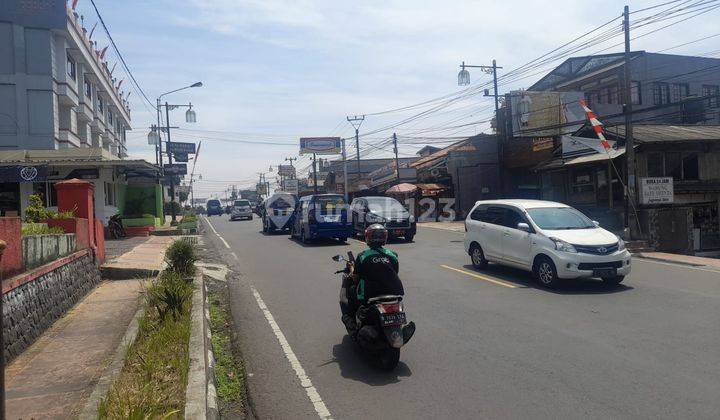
(151, 82), (202, 223)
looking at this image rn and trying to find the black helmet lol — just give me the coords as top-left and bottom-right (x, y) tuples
(364, 223), (388, 248)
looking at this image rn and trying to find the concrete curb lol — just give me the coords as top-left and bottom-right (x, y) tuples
(634, 253), (706, 267)
(185, 272), (218, 419)
(79, 303), (145, 419)
(100, 265), (160, 280)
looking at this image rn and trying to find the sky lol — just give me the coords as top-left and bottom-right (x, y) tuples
(73, 0), (720, 199)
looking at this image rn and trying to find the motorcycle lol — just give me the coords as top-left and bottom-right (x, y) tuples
(333, 251), (415, 370)
(108, 214), (126, 239)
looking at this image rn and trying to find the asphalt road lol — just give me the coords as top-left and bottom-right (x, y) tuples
(202, 215), (720, 420)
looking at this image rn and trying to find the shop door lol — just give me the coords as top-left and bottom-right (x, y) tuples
(657, 209), (689, 253)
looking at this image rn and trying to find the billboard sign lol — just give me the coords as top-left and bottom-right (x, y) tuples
(284, 178), (299, 195)
(167, 142), (196, 155)
(174, 153), (189, 162)
(300, 137), (342, 155)
(639, 177), (674, 205)
(278, 165), (296, 177)
(511, 91), (585, 137)
(164, 163), (187, 176)
(0, 165), (48, 182)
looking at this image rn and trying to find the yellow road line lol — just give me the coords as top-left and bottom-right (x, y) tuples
(440, 265), (518, 289)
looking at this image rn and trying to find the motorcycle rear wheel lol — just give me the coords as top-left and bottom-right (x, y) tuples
(379, 348), (400, 371)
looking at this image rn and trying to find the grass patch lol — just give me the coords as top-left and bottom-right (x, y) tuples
(98, 273), (193, 418)
(208, 291), (246, 415)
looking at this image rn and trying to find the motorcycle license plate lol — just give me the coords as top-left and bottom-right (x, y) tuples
(380, 312), (407, 326)
(593, 268), (617, 278)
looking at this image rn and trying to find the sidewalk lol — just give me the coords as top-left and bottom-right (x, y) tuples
(5, 235), (180, 419)
(6, 279), (144, 419)
(417, 220), (465, 232)
(636, 251), (720, 268)
(101, 235), (175, 279)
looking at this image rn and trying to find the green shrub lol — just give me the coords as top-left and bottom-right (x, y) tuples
(181, 213), (197, 223)
(147, 271), (194, 321)
(22, 223), (64, 236)
(24, 194), (47, 223)
(48, 209), (75, 220)
(164, 201), (182, 216)
(164, 239), (197, 276)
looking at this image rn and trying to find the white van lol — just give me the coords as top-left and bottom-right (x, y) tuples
(464, 199), (631, 287)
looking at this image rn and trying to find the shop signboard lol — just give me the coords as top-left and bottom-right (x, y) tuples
(639, 177), (674, 205)
(174, 153), (189, 163)
(163, 163), (187, 176)
(278, 165), (296, 177)
(300, 137), (342, 155)
(511, 91), (585, 137)
(0, 165), (48, 182)
(167, 142), (196, 155)
(284, 178), (299, 194)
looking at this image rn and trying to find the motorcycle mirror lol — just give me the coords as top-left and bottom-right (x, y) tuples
(332, 255), (344, 262)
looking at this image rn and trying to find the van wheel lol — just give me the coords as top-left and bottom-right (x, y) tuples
(602, 275), (625, 285)
(262, 219), (269, 233)
(534, 256), (559, 288)
(404, 233), (415, 242)
(469, 244), (488, 269)
(300, 227), (308, 244)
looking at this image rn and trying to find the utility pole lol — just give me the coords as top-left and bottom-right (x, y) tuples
(164, 102), (178, 223)
(285, 157), (297, 179)
(312, 153), (318, 194)
(623, 4), (637, 238)
(342, 139), (349, 201)
(393, 132), (401, 182)
(347, 115), (365, 193)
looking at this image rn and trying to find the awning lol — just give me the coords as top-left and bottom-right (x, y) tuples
(534, 147), (626, 171)
(416, 183), (449, 196)
(386, 183), (418, 194)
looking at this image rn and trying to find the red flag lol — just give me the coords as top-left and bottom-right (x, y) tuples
(578, 98), (612, 151)
(99, 46), (109, 59)
(71, 0), (79, 10)
(88, 22), (97, 39)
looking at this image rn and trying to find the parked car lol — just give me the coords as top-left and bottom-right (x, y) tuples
(206, 199), (224, 216)
(262, 193), (297, 233)
(291, 194), (352, 243)
(351, 196), (416, 242)
(230, 199), (253, 221)
(464, 199), (631, 288)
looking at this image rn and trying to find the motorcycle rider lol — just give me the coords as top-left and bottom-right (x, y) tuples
(340, 223), (414, 342)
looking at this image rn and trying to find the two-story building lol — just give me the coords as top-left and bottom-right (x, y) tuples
(0, 2), (160, 225)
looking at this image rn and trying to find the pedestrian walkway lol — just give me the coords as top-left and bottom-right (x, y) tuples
(637, 251), (720, 268)
(101, 235), (176, 279)
(417, 220), (465, 232)
(5, 279), (144, 419)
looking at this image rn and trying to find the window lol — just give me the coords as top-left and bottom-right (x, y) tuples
(702, 84), (719, 107)
(607, 85), (619, 104)
(470, 205), (488, 221)
(108, 110), (113, 125)
(501, 208), (526, 229)
(66, 54), (76, 80)
(527, 207), (595, 230)
(647, 152), (664, 177)
(653, 82), (669, 105)
(98, 96), (104, 114)
(630, 81), (641, 105)
(104, 182), (115, 206)
(571, 168), (594, 194)
(670, 83), (689, 103)
(682, 152), (699, 180)
(84, 79), (92, 99)
(666, 152), (681, 179)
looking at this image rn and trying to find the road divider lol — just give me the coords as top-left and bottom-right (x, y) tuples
(440, 265), (518, 289)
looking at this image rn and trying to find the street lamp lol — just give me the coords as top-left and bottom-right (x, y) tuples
(154, 81), (203, 223)
(147, 125), (160, 145)
(458, 61), (470, 86)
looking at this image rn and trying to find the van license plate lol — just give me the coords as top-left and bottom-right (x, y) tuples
(593, 268), (617, 278)
(394, 230), (404, 235)
(380, 312), (406, 326)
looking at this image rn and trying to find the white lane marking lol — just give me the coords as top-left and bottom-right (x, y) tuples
(203, 216), (231, 249)
(250, 286), (333, 420)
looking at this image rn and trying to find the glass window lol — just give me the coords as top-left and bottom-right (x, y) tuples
(653, 82), (669, 105)
(527, 207), (596, 230)
(49, 182), (57, 207)
(84, 79), (92, 99)
(483, 206), (506, 225)
(631, 81), (641, 105)
(665, 152), (681, 179)
(98, 96), (104, 114)
(234, 200), (250, 207)
(571, 168), (594, 194)
(66, 54), (76, 80)
(607, 85), (619, 104)
(32, 182), (48, 206)
(501, 208), (525, 229)
(682, 152), (699, 180)
(702, 84), (719, 107)
(670, 83), (689, 103)
(647, 152), (664, 177)
(470, 205), (487, 221)
(104, 182), (115, 206)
